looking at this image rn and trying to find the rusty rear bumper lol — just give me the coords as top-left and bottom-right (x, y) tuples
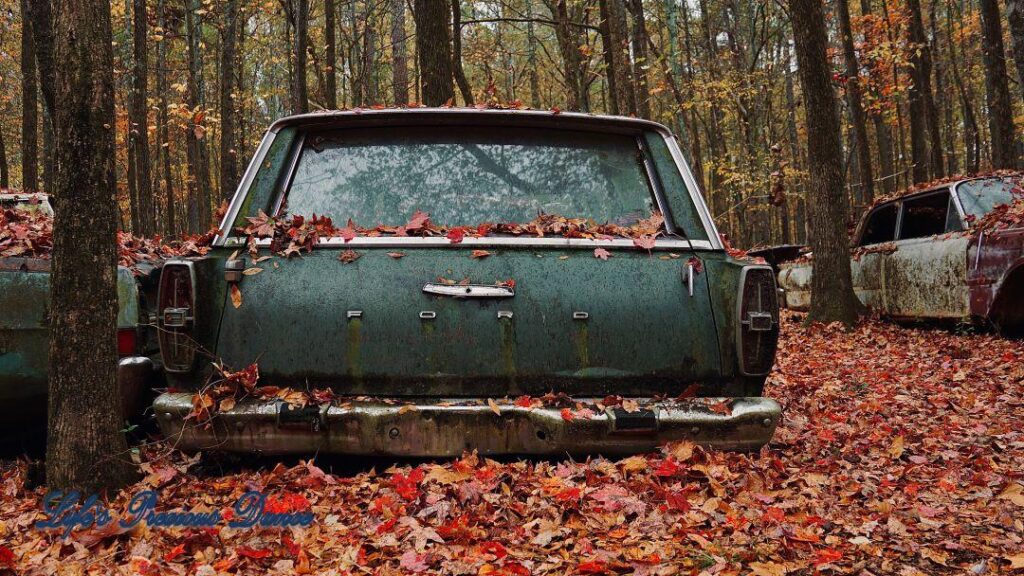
(153, 394), (781, 456)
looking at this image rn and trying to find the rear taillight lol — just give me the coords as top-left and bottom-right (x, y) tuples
(737, 266), (779, 376)
(117, 328), (138, 357)
(157, 261), (196, 372)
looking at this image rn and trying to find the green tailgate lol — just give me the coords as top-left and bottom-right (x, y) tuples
(217, 246), (721, 397)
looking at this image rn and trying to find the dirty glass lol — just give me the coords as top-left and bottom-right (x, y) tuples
(283, 127), (657, 227)
(956, 177), (1019, 219)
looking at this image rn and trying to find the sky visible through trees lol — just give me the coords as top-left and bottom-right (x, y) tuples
(0, 0), (1021, 248)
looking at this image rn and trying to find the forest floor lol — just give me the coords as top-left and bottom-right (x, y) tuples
(0, 312), (1022, 575)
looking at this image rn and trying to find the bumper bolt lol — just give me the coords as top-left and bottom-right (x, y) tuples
(762, 417), (773, 428)
(690, 426), (700, 435)
(389, 427), (400, 439)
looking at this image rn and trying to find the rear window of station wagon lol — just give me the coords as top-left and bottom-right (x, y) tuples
(284, 127), (658, 227)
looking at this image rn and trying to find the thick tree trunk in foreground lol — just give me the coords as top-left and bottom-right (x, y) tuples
(129, 0), (154, 235)
(21, 0), (38, 193)
(837, 0), (874, 208)
(788, 0), (861, 326)
(47, 0), (137, 492)
(414, 0), (455, 106)
(391, 0), (409, 105)
(220, 0), (240, 200)
(979, 0), (1018, 169)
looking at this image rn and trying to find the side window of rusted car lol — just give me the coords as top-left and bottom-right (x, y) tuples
(859, 204), (898, 246)
(898, 191), (957, 240)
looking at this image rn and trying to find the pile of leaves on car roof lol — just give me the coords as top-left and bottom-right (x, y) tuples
(2, 311), (1021, 575)
(0, 206), (214, 270)
(238, 209), (669, 257)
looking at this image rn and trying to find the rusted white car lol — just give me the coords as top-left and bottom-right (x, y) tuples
(778, 176), (1024, 336)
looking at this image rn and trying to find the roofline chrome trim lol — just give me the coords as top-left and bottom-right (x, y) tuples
(214, 130), (277, 246)
(662, 132), (724, 250)
(222, 236), (714, 250)
(267, 107), (671, 133)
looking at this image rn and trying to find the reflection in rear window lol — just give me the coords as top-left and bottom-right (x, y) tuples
(956, 177), (1019, 219)
(283, 127), (657, 227)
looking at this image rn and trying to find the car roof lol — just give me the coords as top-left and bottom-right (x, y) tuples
(268, 107), (674, 136)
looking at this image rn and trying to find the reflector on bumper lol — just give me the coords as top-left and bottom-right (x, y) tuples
(153, 393), (781, 456)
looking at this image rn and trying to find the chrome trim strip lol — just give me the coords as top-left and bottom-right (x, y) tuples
(662, 132), (724, 250)
(215, 130), (277, 246)
(223, 236), (710, 250)
(422, 283), (515, 298)
(269, 132), (307, 218)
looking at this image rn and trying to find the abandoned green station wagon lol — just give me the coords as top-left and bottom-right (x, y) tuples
(152, 109), (781, 456)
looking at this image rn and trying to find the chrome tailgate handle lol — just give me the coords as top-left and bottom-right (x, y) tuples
(422, 283), (515, 298)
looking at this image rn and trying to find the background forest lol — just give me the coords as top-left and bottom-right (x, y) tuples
(0, 0), (1021, 248)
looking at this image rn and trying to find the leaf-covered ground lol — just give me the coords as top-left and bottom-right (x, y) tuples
(1, 313), (1022, 575)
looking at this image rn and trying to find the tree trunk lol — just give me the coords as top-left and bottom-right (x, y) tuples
(391, 0), (409, 105)
(625, 0), (651, 118)
(598, 0), (633, 115)
(220, 0), (239, 201)
(155, 0), (174, 233)
(979, 0), (1018, 169)
(0, 123), (8, 188)
(451, 0), (474, 105)
(47, 0), (137, 492)
(185, 0), (212, 230)
(527, 2), (541, 108)
(21, 0), (38, 193)
(1006, 0), (1024, 105)
(325, 0), (338, 108)
(129, 0), (154, 235)
(291, 0), (310, 113)
(788, 0), (861, 326)
(414, 0), (455, 106)
(946, 3), (980, 173)
(905, 0), (942, 181)
(837, 0), (874, 209)
(361, 3), (378, 104)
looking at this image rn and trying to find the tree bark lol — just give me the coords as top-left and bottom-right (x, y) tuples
(155, 0), (175, 233)
(979, 0), (1018, 168)
(1007, 0), (1024, 105)
(837, 0), (874, 208)
(47, 0), (137, 492)
(598, 0), (633, 115)
(325, 0), (338, 108)
(391, 0), (409, 105)
(0, 123), (8, 189)
(291, 0), (310, 112)
(129, 0), (154, 234)
(220, 0), (240, 201)
(625, 0), (651, 118)
(185, 0), (212, 230)
(21, 0), (38, 193)
(788, 0), (861, 325)
(414, 0), (455, 106)
(361, 2), (378, 104)
(946, 3), (980, 173)
(905, 0), (942, 181)
(451, 0), (474, 105)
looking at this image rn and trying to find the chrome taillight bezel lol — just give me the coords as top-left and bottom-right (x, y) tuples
(157, 260), (197, 372)
(736, 265), (780, 376)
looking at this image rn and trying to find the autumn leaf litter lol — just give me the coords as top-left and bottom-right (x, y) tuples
(0, 312), (1021, 574)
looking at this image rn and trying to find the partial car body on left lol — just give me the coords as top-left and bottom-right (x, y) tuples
(0, 194), (156, 425)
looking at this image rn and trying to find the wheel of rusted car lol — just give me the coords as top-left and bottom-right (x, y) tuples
(990, 268), (1024, 339)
